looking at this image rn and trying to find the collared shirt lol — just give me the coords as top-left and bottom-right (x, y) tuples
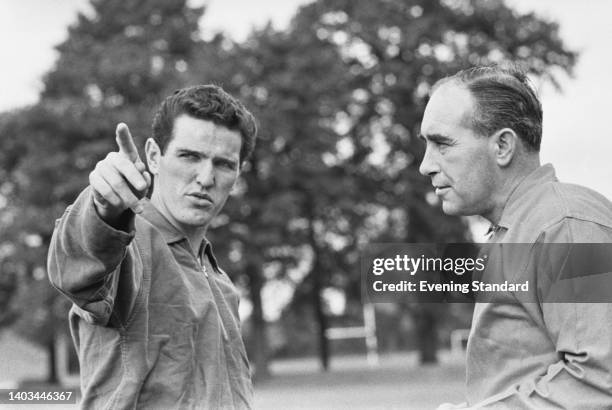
(48, 187), (252, 410)
(466, 164), (612, 408)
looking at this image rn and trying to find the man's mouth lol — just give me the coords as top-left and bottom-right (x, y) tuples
(434, 186), (450, 195)
(187, 192), (213, 204)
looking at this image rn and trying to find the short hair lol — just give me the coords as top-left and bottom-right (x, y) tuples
(152, 85), (257, 163)
(434, 65), (543, 151)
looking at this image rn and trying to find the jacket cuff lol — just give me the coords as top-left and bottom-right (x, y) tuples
(79, 187), (135, 258)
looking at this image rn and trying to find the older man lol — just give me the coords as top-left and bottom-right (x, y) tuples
(419, 66), (612, 408)
(48, 85), (256, 409)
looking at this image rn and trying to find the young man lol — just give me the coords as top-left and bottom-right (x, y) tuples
(48, 85), (257, 409)
(419, 66), (612, 408)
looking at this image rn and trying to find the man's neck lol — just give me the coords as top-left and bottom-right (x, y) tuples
(150, 191), (208, 256)
(482, 156), (541, 225)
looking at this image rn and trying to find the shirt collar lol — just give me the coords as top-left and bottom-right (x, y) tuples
(140, 200), (221, 272)
(198, 240), (222, 272)
(496, 163), (558, 230)
(485, 224), (502, 240)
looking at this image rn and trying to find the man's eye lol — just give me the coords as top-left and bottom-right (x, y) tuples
(216, 160), (237, 170)
(180, 152), (198, 160)
(435, 141), (452, 151)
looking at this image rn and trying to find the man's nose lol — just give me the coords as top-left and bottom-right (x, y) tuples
(419, 147), (439, 176)
(196, 159), (215, 187)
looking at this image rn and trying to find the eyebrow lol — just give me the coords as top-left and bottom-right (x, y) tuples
(175, 148), (239, 163)
(418, 133), (454, 144)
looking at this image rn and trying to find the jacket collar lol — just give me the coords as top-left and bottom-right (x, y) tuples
(140, 200), (221, 271)
(496, 163), (558, 230)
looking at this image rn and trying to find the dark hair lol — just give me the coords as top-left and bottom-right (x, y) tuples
(434, 65), (543, 151)
(152, 85), (257, 163)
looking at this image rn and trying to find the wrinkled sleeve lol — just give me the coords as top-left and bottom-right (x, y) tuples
(47, 186), (141, 327)
(471, 218), (612, 409)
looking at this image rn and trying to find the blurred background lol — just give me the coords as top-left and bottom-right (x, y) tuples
(0, 0), (608, 408)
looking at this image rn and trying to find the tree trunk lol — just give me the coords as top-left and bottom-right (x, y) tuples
(247, 262), (270, 381)
(405, 207), (440, 365)
(305, 205), (329, 371)
(415, 306), (438, 365)
(312, 258), (329, 371)
(46, 337), (59, 384)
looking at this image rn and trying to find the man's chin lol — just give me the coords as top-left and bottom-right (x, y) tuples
(442, 202), (482, 218)
(441, 202), (464, 216)
(179, 210), (214, 228)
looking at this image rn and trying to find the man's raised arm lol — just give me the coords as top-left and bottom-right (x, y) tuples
(47, 123), (150, 326)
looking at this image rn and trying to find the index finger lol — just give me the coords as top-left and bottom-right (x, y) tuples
(115, 123), (141, 163)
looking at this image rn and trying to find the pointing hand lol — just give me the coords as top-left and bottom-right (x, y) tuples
(89, 123), (152, 224)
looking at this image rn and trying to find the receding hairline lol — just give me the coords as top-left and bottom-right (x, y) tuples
(427, 80), (482, 134)
(425, 65), (544, 151)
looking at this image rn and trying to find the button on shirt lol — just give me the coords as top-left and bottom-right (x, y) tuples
(48, 187), (253, 409)
(466, 164), (612, 408)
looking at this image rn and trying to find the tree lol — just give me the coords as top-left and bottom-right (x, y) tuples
(212, 0), (576, 367)
(0, 0), (577, 382)
(0, 0), (212, 383)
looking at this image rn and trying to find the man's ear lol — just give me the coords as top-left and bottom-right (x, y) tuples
(229, 166), (243, 195)
(491, 128), (518, 167)
(145, 138), (161, 175)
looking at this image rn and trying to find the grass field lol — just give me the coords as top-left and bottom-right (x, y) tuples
(0, 330), (466, 410)
(255, 351), (466, 410)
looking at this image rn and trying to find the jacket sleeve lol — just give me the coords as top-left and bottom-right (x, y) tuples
(47, 186), (142, 327)
(468, 306), (612, 409)
(470, 218), (612, 409)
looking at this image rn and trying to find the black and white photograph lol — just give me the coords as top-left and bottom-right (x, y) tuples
(1, 0), (611, 408)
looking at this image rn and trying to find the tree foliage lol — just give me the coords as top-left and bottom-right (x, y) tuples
(209, 0), (576, 365)
(0, 0), (576, 378)
(0, 0), (212, 382)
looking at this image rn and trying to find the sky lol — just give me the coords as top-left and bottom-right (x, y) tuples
(0, 0), (610, 200)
